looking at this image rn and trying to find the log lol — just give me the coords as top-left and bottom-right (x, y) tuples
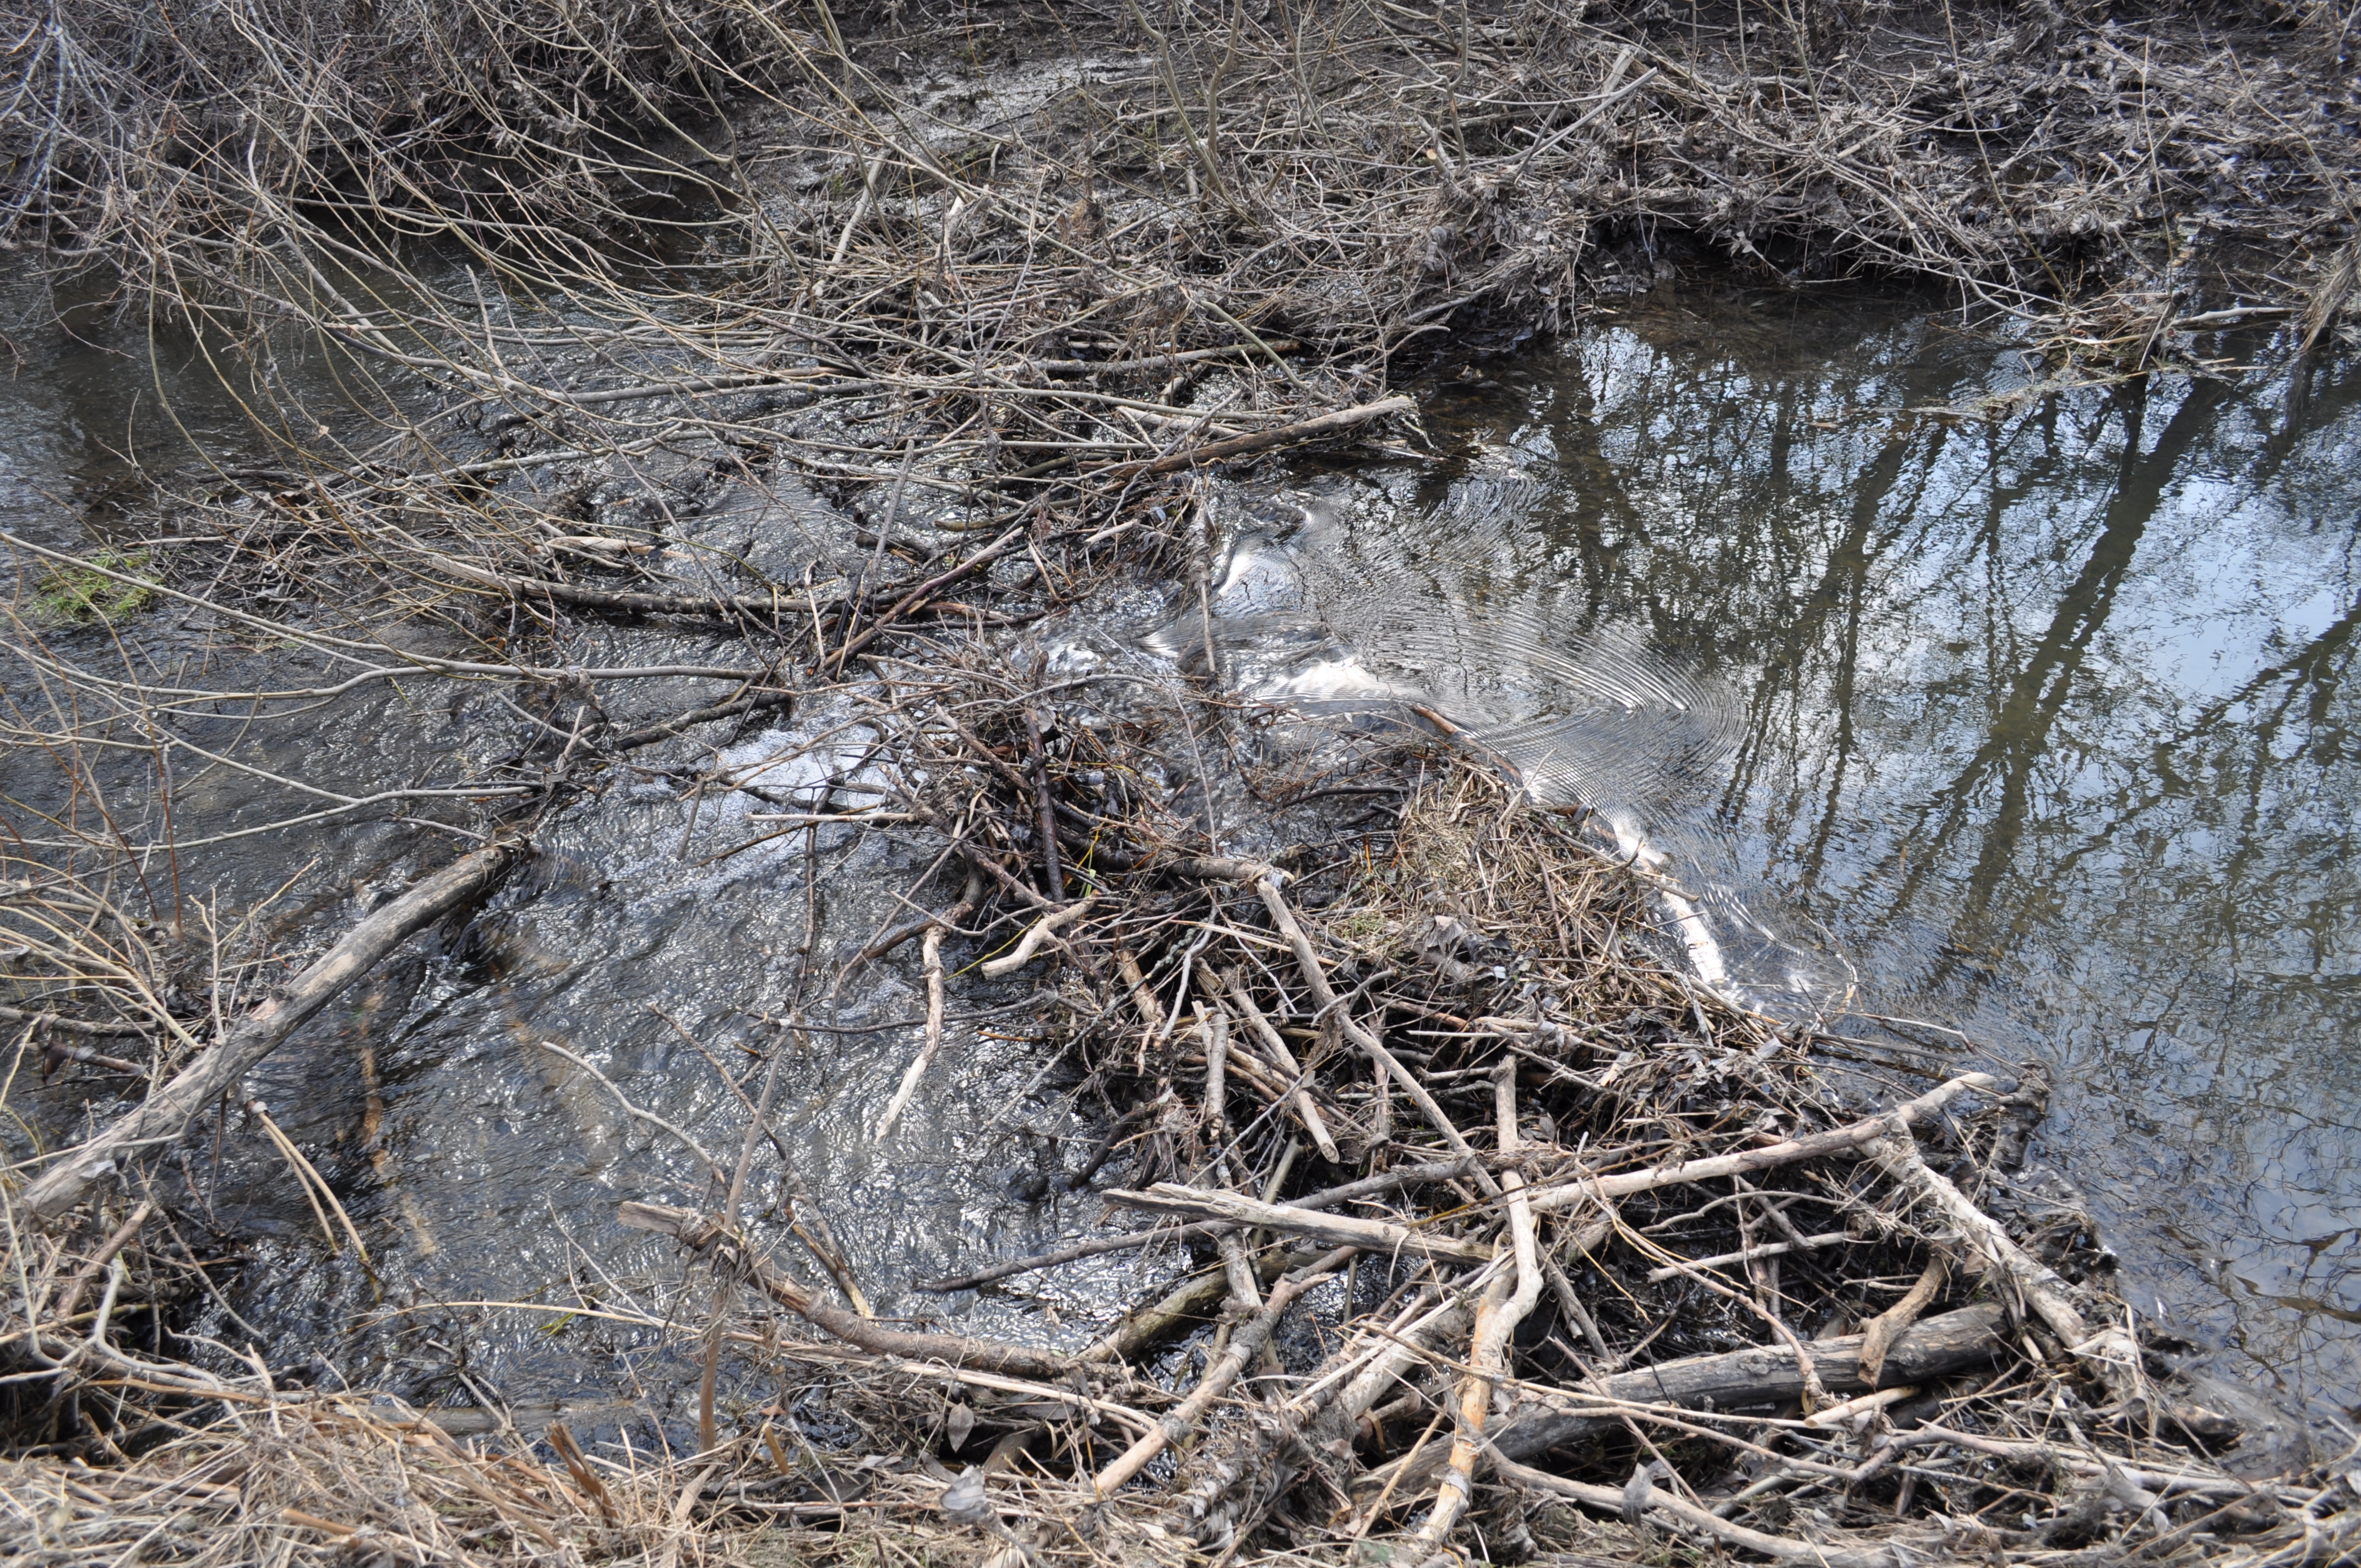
(23, 841), (527, 1218)
(1356, 1303), (2007, 1501)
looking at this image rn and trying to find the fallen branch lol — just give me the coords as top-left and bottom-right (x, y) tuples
(1523, 1072), (2000, 1214)
(23, 841), (527, 1218)
(1098, 395), (1417, 476)
(0, 1004), (154, 1038)
(1418, 1065), (1545, 1548)
(1357, 1303), (2008, 1501)
(1493, 1450), (1905, 1568)
(1091, 1248), (1352, 1496)
(606, 686), (796, 752)
(1861, 1126), (2146, 1406)
(616, 1201), (1076, 1379)
(978, 897), (1096, 977)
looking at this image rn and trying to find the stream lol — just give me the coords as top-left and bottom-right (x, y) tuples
(4, 274), (2357, 1434)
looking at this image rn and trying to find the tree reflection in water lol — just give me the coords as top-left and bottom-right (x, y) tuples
(1323, 297), (2361, 1418)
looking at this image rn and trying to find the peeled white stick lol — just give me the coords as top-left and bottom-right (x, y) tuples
(1417, 1063), (1546, 1549)
(876, 875), (982, 1139)
(977, 897), (1095, 976)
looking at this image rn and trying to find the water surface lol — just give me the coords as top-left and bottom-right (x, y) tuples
(1259, 293), (2361, 1416)
(6, 272), (2356, 1431)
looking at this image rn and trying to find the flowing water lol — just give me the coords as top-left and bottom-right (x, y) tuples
(6, 273), (2358, 1433)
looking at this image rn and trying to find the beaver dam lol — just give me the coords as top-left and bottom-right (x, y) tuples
(3, 0), (2359, 1562)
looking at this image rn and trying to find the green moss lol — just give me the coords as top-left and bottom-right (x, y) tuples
(31, 550), (158, 624)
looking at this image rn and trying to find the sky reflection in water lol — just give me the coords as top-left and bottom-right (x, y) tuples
(1345, 295), (2360, 1417)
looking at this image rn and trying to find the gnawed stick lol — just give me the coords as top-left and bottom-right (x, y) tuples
(1090, 1248), (1353, 1497)
(1103, 1183), (1496, 1263)
(875, 872), (983, 1137)
(24, 840), (527, 1218)
(616, 1201), (1074, 1379)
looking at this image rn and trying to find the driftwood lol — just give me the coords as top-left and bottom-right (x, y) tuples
(23, 841), (527, 1218)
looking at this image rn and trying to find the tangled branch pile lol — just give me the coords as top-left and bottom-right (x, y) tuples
(8, 733), (2359, 1564)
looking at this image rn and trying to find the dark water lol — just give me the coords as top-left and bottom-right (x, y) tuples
(6, 273), (2357, 1430)
(1236, 292), (2360, 1418)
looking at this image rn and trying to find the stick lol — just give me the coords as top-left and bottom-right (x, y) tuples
(1201, 966), (1340, 1162)
(617, 1201), (1074, 1379)
(606, 687), (796, 752)
(1094, 395), (1415, 476)
(916, 1157), (1486, 1292)
(1418, 1064), (1544, 1547)
(1102, 1183), (1495, 1262)
(1858, 1258), (1945, 1387)
(24, 842), (526, 1218)
(0, 1005), (153, 1039)
(48, 1200), (157, 1323)
(875, 873), (983, 1138)
(976, 897), (1095, 977)
(1254, 874), (1491, 1190)
(415, 547), (824, 619)
(1090, 1249), (1352, 1496)
(1644, 1232), (1851, 1282)
(1492, 1451), (1903, 1568)
(1860, 1126), (2145, 1405)
(1522, 1072), (1999, 1215)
